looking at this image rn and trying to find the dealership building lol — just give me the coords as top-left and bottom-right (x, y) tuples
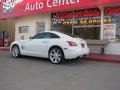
(0, 0), (120, 55)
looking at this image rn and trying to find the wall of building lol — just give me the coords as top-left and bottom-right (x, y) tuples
(15, 13), (51, 40)
(0, 19), (15, 46)
(87, 43), (120, 55)
(105, 43), (120, 55)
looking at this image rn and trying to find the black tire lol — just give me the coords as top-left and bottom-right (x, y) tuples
(11, 45), (21, 58)
(72, 57), (80, 62)
(49, 47), (64, 64)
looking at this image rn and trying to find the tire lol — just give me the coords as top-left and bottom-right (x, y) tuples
(49, 47), (64, 64)
(11, 45), (20, 58)
(73, 56), (80, 60)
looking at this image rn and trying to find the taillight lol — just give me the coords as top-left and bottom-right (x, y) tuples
(67, 41), (77, 46)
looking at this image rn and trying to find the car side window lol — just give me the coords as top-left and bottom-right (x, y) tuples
(32, 33), (44, 39)
(32, 32), (51, 39)
(43, 33), (51, 38)
(32, 32), (60, 39)
(50, 33), (60, 38)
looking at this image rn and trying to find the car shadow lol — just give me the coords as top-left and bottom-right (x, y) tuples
(61, 58), (89, 65)
(10, 55), (89, 65)
(20, 55), (50, 63)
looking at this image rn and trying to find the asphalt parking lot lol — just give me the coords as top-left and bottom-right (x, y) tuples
(0, 51), (120, 90)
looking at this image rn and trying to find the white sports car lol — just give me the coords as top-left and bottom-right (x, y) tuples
(10, 31), (89, 64)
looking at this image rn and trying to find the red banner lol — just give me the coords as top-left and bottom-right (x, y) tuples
(0, 0), (120, 19)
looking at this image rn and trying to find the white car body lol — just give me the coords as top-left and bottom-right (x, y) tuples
(10, 31), (89, 63)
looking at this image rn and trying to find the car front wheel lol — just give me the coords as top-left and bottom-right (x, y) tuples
(11, 45), (20, 58)
(49, 47), (64, 64)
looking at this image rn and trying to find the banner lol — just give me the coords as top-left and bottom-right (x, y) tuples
(51, 7), (119, 26)
(0, 0), (120, 19)
(103, 24), (116, 42)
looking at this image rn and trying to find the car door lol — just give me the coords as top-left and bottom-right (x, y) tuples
(35, 32), (50, 56)
(22, 32), (50, 57)
(30, 32), (61, 57)
(40, 32), (61, 55)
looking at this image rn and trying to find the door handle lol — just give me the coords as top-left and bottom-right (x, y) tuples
(42, 41), (48, 43)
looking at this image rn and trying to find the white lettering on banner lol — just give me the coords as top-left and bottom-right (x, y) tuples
(24, 0), (80, 12)
(25, 2), (44, 12)
(47, 0), (80, 8)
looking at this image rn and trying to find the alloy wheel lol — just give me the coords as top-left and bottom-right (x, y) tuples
(49, 48), (63, 64)
(11, 45), (20, 58)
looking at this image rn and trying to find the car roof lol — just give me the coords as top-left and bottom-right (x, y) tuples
(38, 31), (72, 38)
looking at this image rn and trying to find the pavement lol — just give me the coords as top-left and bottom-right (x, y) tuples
(0, 51), (120, 90)
(0, 47), (120, 63)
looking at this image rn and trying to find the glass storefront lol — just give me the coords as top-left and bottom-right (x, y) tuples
(51, 6), (120, 42)
(51, 8), (101, 40)
(104, 6), (120, 42)
(73, 27), (100, 39)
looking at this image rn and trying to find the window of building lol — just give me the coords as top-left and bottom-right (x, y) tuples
(73, 27), (100, 39)
(36, 21), (45, 33)
(51, 7), (120, 41)
(51, 8), (101, 40)
(104, 6), (120, 42)
(19, 26), (29, 33)
(114, 15), (120, 42)
(116, 23), (120, 42)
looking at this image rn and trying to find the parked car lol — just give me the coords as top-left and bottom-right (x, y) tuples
(10, 31), (89, 64)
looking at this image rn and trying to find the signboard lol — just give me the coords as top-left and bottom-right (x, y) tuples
(51, 8), (115, 26)
(104, 7), (120, 15)
(103, 24), (116, 42)
(52, 8), (101, 25)
(0, 0), (120, 19)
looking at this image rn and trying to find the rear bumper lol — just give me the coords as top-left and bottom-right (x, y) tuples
(63, 47), (89, 59)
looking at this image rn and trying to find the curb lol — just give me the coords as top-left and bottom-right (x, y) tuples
(83, 57), (120, 64)
(82, 54), (120, 64)
(0, 47), (10, 51)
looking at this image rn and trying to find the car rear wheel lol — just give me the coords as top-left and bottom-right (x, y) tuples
(49, 47), (64, 64)
(11, 45), (20, 58)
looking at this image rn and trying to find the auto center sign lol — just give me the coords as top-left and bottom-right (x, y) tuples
(25, 0), (80, 12)
(2, 0), (80, 13)
(0, 0), (120, 19)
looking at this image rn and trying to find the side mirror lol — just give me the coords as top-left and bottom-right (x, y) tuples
(29, 36), (32, 39)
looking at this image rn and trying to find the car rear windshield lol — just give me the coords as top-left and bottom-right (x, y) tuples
(63, 33), (79, 38)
